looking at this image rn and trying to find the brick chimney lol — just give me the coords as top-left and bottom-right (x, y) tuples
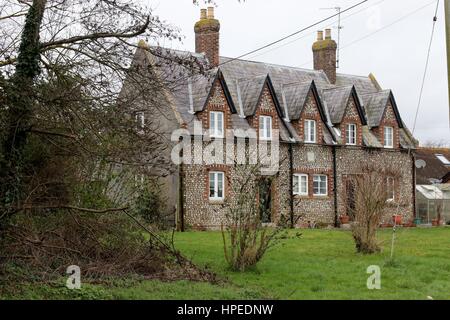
(312, 29), (337, 84)
(194, 7), (220, 67)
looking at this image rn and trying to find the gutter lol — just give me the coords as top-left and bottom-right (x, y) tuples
(177, 156), (185, 232)
(289, 143), (294, 228)
(332, 145), (339, 228)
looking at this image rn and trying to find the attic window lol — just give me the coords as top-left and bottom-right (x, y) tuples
(436, 154), (450, 165)
(259, 116), (272, 140)
(210, 111), (224, 138)
(384, 126), (393, 148)
(304, 120), (316, 144)
(346, 123), (357, 145)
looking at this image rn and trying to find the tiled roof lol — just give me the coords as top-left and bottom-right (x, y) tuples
(322, 86), (353, 124)
(132, 46), (416, 147)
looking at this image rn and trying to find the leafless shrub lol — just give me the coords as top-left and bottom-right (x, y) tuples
(220, 163), (285, 271)
(344, 165), (400, 254)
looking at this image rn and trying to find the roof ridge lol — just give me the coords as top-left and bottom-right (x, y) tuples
(219, 56), (326, 74)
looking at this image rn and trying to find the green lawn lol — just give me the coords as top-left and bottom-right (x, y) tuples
(3, 228), (450, 300)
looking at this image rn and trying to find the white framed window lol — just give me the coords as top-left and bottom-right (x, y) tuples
(209, 111), (224, 138)
(134, 174), (145, 188)
(346, 123), (357, 145)
(304, 119), (316, 143)
(313, 175), (328, 196)
(384, 126), (394, 148)
(209, 171), (224, 200)
(259, 116), (272, 140)
(293, 174), (308, 196)
(135, 111), (145, 129)
(386, 177), (395, 201)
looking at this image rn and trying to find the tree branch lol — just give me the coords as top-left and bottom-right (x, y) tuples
(17, 205), (129, 213)
(29, 128), (78, 140)
(39, 16), (150, 50)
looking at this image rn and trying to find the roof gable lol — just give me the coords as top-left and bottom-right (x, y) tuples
(362, 90), (403, 128)
(199, 69), (236, 114)
(281, 81), (313, 121)
(384, 92), (403, 128)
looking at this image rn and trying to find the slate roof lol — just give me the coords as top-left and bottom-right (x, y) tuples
(322, 86), (354, 124)
(281, 81), (315, 121)
(133, 46), (416, 148)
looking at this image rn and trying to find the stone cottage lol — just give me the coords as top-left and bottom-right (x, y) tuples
(124, 7), (418, 230)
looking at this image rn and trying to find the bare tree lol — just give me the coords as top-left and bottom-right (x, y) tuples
(0, 0), (211, 279)
(0, 0), (207, 220)
(344, 165), (401, 254)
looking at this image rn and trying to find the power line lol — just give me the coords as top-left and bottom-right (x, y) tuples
(218, 0), (369, 67)
(246, 0), (386, 62)
(296, 0), (438, 68)
(412, 0), (440, 135)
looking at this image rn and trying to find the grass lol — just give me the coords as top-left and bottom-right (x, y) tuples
(2, 227), (450, 300)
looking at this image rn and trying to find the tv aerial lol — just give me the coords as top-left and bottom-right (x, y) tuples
(320, 6), (343, 69)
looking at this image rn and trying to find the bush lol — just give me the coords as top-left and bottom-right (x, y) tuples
(344, 165), (401, 254)
(134, 178), (167, 228)
(221, 164), (285, 272)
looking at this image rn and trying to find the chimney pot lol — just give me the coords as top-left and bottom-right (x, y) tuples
(200, 9), (207, 20)
(207, 7), (214, 19)
(325, 28), (332, 40)
(317, 30), (324, 41)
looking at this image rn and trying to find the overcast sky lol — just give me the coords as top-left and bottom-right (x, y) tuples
(148, 0), (450, 146)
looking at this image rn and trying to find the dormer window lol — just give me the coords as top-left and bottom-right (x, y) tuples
(210, 111), (224, 138)
(305, 120), (316, 143)
(384, 126), (394, 148)
(346, 123), (357, 145)
(259, 116), (272, 140)
(135, 111), (145, 129)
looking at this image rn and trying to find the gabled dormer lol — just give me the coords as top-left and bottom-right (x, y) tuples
(237, 75), (286, 141)
(362, 90), (403, 149)
(194, 70), (236, 138)
(322, 85), (367, 146)
(283, 80), (332, 145)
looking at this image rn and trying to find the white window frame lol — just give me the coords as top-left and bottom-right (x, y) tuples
(209, 111), (224, 138)
(293, 174), (308, 196)
(209, 171), (225, 200)
(313, 174), (328, 196)
(135, 111), (145, 129)
(386, 177), (395, 202)
(134, 174), (145, 188)
(259, 115), (273, 141)
(346, 123), (357, 145)
(304, 119), (317, 143)
(384, 126), (394, 148)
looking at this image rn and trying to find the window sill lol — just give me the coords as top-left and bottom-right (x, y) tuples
(313, 195), (329, 198)
(293, 194), (309, 198)
(209, 199), (225, 205)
